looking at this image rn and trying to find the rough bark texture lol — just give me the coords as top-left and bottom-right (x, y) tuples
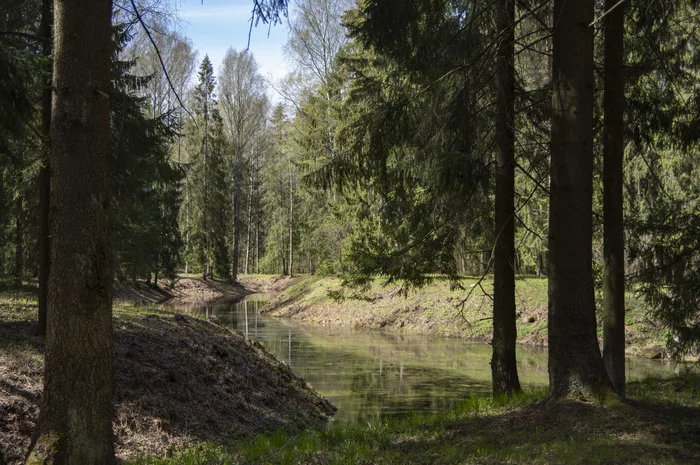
(492, 0), (521, 396)
(602, 0), (626, 397)
(548, 0), (614, 401)
(25, 0), (115, 463)
(37, 0), (52, 337)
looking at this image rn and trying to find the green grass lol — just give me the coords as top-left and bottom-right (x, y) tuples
(269, 275), (670, 355)
(127, 375), (700, 464)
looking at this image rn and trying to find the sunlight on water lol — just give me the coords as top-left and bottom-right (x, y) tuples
(169, 295), (678, 423)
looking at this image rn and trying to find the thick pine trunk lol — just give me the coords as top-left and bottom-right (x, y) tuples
(26, 0), (115, 463)
(548, 0), (614, 401)
(602, 0), (626, 397)
(37, 0), (52, 337)
(492, 0), (521, 396)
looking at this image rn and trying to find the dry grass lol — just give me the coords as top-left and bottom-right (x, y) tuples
(0, 301), (335, 464)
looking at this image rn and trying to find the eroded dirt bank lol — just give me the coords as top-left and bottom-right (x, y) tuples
(113, 277), (251, 305)
(0, 302), (335, 464)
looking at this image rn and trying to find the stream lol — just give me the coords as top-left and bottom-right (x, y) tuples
(169, 294), (677, 424)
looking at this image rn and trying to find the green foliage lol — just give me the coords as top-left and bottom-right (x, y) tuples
(325, 1), (497, 288)
(623, 0), (700, 358)
(180, 55), (232, 278)
(110, 27), (184, 283)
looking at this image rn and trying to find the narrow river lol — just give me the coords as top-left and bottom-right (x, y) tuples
(169, 294), (677, 424)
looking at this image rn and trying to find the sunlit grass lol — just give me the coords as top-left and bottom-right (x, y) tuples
(126, 375), (700, 465)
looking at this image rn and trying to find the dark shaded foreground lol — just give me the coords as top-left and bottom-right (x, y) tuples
(0, 302), (335, 464)
(130, 375), (700, 465)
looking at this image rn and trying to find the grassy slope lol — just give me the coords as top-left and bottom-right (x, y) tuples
(261, 275), (669, 356)
(0, 289), (334, 464)
(130, 375), (700, 465)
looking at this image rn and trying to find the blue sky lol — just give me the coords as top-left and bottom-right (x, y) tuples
(177, 0), (293, 90)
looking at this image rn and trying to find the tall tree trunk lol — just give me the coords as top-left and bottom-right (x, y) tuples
(255, 216), (259, 274)
(0, 169), (4, 276)
(231, 148), (241, 282)
(26, 0), (115, 462)
(203, 92), (209, 280)
(37, 0), (52, 336)
(603, 0), (626, 397)
(185, 174), (189, 274)
(14, 195), (23, 288)
(244, 166), (253, 274)
(288, 157), (294, 278)
(548, 0), (614, 401)
(492, 0), (521, 396)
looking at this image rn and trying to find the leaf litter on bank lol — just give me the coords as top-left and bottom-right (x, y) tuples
(0, 304), (336, 464)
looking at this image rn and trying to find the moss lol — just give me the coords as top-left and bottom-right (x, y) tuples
(24, 431), (63, 465)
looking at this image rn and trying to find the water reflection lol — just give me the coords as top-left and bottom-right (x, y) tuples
(168, 295), (677, 424)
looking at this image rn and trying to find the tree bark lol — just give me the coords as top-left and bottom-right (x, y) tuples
(37, 0), (52, 337)
(603, 0), (626, 397)
(288, 157), (294, 278)
(25, 0), (115, 462)
(244, 165), (253, 274)
(492, 0), (521, 396)
(231, 147), (242, 282)
(548, 0), (614, 401)
(0, 169), (4, 276)
(202, 86), (210, 280)
(14, 195), (23, 288)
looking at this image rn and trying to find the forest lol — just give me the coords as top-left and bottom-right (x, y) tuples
(0, 0), (699, 464)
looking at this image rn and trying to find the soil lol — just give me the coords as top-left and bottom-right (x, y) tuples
(239, 275), (303, 295)
(0, 303), (335, 464)
(113, 277), (252, 305)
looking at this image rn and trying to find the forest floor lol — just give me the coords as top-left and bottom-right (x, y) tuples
(256, 274), (675, 358)
(0, 287), (335, 465)
(125, 374), (700, 465)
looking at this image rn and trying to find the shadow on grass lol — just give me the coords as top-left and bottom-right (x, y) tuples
(223, 379), (700, 465)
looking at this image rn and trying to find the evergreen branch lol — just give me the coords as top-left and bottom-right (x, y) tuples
(0, 31), (48, 43)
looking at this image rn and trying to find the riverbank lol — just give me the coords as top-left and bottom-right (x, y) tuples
(0, 291), (335, 464)
(129, 374), (700, 465)
(259, 275), (671, 357)
(113, 276), (251, 305)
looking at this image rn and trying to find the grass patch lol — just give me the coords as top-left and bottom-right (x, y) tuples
(129, 376), (700, 465)
(266, 275), (670, 355)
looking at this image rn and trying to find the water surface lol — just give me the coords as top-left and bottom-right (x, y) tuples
(169, 294), (677, 423)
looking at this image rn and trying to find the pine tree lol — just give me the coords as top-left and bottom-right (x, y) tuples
(547, 0), (615, 401)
